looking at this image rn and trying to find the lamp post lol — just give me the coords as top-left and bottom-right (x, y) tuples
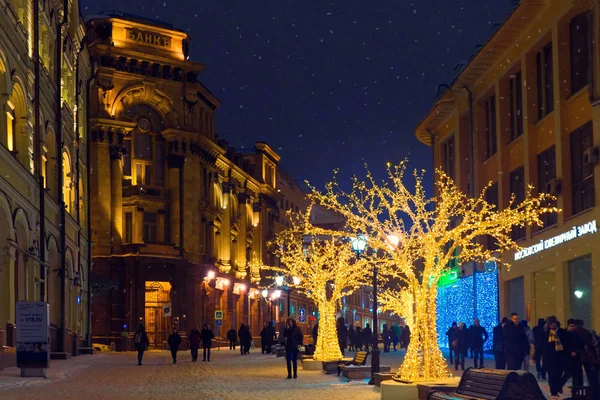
(261, 289), (273, 323)
(351, 234), (380, 385)
(275, 275), (301, 317)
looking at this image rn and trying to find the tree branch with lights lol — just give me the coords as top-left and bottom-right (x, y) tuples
(309, 162), (558, 381)
(269, 208), (372, 361)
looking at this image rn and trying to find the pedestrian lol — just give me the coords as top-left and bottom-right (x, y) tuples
(355, 326), (363, 351)
(261, 321), (276, 354)
(532, 318), (547, 379)
(503, 313), (529, 370)
(393, 322), (402, 351)
(283, 317), (304, 379)
(259, 322), (268, 353)
(382, 324), (391, 353)
(227, 327), (237, 350)
(348, 324), (356, 352)
(337, 317), (348, 356)
(575, 319), (599, 399)
(134, 323), (149, 366)
(493, 317), (508, 369)
(533, 316), (566, 397)
(561, 319), (584, 388)
(312, 322), (319, 347)
(363, 323), (372, 352)
(390, 323), (398, 351)
(239, 323), (252, 355)
(200, 324), (214, 362)
(467, 318), (489, 369)
(167, 327), (181, 364)
(400, 324), (411, 349)
(188, 325), (201, 362)
(520, 320), (534, 372)
(452, 322), (468, 371)
(446, 322), (458, 363)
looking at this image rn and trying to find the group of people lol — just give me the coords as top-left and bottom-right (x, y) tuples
(226, 324), (253, 355)
(492, 314), (600, 398)
(381, 322), (411, 353)
(446, 318), (489, 370)
(327, 317), (410, 356)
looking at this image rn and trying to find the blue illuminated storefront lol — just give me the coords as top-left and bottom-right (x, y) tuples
(436, 262), (499, 352)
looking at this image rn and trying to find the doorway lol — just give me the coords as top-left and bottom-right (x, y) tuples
(144, 281), (171, 348)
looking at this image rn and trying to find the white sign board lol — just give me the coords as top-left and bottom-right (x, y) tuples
(16, 302), (50, 370)
(514, 220), (598, 261)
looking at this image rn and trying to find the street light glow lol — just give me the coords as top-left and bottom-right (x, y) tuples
(261, 289), (269, 298)
(273, 289), (281, 298)
(275, 275), (284, 286)
(386, 234), (400, 250)
(206, 271), (215, 280)
(292, 276), (301, 285)
(574, 290), (583, 299)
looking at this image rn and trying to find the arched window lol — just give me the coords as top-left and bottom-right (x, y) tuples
(63, 151), (73, 213)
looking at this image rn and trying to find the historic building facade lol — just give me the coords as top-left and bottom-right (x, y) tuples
(0, 0), (92, 366)
(416, 1), (600, 331)
(86, 13), (281, 346)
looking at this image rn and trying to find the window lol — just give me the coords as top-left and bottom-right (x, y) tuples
(134, 131), (153, 159)
(536, 42), (554, 120)
(509, 166), (525, 240)
(570, 12), (591, 94)
(6, 109), (15, 151)
(485, 182), (499, 250)
(537, 146), (557, 228)
(509, 72), (523, 140)
(507, 277), (525, 319)
(143, 212), (157, 242)
(569, 255), (592, 325)
(125, 212), (133, 243)
(570, 122), (595, 214)
(441, 135), (455, 181)
(134, 162), (152, 186)
(485, 95), (497, 158)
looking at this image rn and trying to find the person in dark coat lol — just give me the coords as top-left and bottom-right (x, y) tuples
(355, 326), (363, 351)
(283, 317), (304, 379)
(382, 324), (391, 353)
(261, 322), (276, 354)
(400, 324), (411, 349)
(467, 318), (489, 369)
(239, 324), (252, 355)
(533, 316), (567, 397)
(493, 317), (508, 369)
(390, 323), (399, 351)
(503, 313), (529, 370)
(348, 325), (356, 352)
(446, 322), (458, 363)
(188, 325), (201, 362)
(227, 327), (237, 350)
(575, 319), (599, 400)
(200, 324), (214, 362)
(337, 317), (348, 356)
(312, 322), (319, 347)
(167, 328), (182, 364)
(134, 323), (150, 366)
(532, 318), (546, 379)
(561, 319), (584, 388)
(451, 322), (469, 370)
(363, 323), (372, 352)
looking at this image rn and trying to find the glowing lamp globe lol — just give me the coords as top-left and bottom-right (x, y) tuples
(351, 235), (367, 254)
(292, 276), (301, 285)
(275, 275), (284, 286)
(261, 289), (269, 298)
(273, 290), (282, 299)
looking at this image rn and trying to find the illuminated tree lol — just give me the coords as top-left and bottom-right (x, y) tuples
(310, 162), (558, 381)
(270, 209), (372, 361)
(379, 288), (414, 328)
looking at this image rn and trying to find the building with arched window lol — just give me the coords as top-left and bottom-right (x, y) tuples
(87, 13), (281, 346)
(0, 0), (92, 367)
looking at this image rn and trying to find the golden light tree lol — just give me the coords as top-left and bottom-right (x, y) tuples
(379, 288), (414, 328)
(310, 162), (558, 381)
(269, 208), (372, 361)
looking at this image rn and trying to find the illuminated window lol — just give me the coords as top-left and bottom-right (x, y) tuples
(6, 108), (15, 151)
(569, 255), (592, 324)
(41, 154), (47, 187)
(63, 152), (73, 213)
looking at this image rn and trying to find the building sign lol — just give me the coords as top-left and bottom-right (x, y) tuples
(126, 29), (171, 47)
(16, 302), (50, 370)
(514, 220), (598, 261)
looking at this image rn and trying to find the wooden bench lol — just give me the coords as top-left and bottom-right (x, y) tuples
(428, 368), (546, 400)
(337, 351), (369, 376)
(341, 365), (391, 380)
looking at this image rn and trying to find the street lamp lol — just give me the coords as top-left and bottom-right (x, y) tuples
(351, 234), (379, 385)
(275, 275), (301, 317)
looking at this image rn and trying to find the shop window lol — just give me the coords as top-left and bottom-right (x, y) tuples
(537, 146), (557, 228)
(441, 135), (455, 181)
(536, 42), (554, 120)
(569, 255), (592, 325)
(507, 277), (525, 319)
(509, 166), (525, 240)
(485, 95), (497, 159)
(509, 71), (523, 141)
(534, 267), (556, 322)
(570, 122), (595, 215)
(570, 12), (591, 94)
(143, 213), (157, 242)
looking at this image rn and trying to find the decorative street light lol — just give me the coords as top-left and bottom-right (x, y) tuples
(274, 275), (301, 317)
(351, 234), (379, 385)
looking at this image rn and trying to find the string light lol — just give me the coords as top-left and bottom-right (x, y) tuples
(308, 162), (558, 382)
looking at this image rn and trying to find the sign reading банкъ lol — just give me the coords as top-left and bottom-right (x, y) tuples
(126, 29), (171, 47)
(514, 220), (598, 261)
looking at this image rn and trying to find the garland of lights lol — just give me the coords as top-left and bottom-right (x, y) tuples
(308, 162), (558, 382)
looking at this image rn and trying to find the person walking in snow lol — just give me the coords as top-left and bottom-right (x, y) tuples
(283, 317), (304, 379)
(382, 324), (391, 353)
(532, 316), (567, 397)
(188, 325), (201, 362)
(200, 324), (214, 362)
(363, 323), (372, 352)
(392, 322), (401, 351)
(167, 328), (182, 364)
(452, 322), (468, 371)
(337, 317), (348, 356)
(520, 320), (535, 372)
(134, 323), (150, 366)
(532, 318), (547, 379)
(400, 324), (411, 349)
(312, 322), (319, 347)
(348, 324), (356, 352)
(239, 324), (252, 355)
(355, 326), (363, 351)
(261, 321), (276, 354)
(467, 319), (488, 369)
(227, 327), (237, 350)
(446, 322), (458, 363)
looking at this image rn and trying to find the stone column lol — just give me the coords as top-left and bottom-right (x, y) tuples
(110, 145), (124, 252)
(167, 154), (184, 247)
(93, 130), (112, 255)
(219, 182), (231, 273)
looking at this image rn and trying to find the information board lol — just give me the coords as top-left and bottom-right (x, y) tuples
(16, 302), (49, 370)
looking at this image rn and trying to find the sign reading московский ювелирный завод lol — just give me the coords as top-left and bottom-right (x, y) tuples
(514, 220), (598, 261)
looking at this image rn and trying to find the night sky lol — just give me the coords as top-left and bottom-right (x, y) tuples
(82, 1), (514, 192)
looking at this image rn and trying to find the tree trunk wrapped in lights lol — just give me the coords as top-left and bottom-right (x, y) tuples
(269, 208), (372, 362)
(309, 162), (558, 381)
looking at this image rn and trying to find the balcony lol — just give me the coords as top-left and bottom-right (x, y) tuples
(122, 185), (165, 200)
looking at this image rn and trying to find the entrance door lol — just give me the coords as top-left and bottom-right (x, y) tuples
(144, 281), (171, 348)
